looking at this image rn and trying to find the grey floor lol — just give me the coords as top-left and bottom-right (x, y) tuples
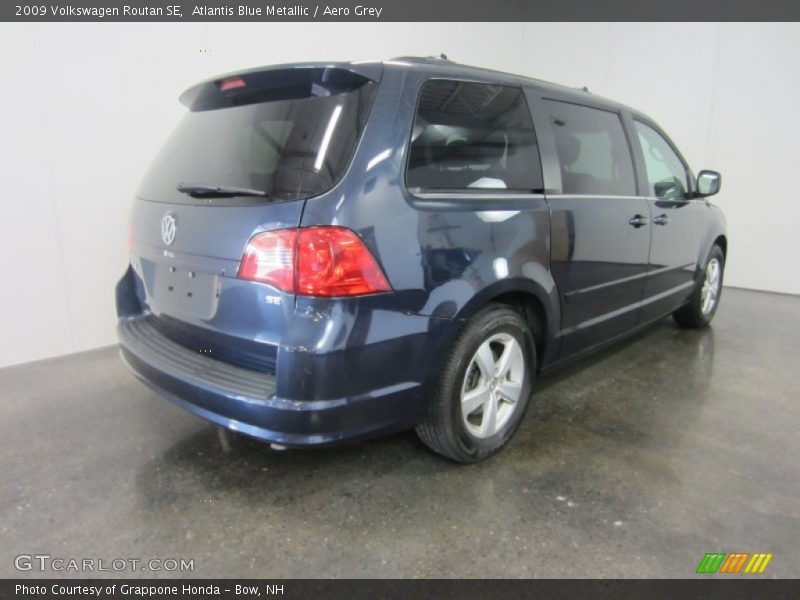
(1, 288), (798, 578)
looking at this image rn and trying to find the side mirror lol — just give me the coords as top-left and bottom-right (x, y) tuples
(696, 170), (721, 197)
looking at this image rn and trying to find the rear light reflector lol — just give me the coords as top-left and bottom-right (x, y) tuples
(237, 227), (390, 297)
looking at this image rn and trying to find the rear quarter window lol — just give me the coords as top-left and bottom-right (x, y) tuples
(406, 80), (543, 193)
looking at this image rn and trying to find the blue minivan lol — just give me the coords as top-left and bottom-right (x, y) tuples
(117, 57), (726, 462)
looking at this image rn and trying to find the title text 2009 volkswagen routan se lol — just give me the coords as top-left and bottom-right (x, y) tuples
(117, 57), (726, 462)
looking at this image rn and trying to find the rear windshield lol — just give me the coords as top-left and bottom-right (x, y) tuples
(138, 70), (377, 204)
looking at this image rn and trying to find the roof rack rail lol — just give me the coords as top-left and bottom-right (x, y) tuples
(388, 54), (453, 64)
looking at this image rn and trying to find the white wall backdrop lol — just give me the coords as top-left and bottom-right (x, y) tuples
(1, 22), (798, 368)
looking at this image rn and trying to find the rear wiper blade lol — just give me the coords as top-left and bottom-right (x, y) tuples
(177, 182), (268, 198)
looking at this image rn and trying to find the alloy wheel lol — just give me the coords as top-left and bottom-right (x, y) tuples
(460, 333), (525, 439)
(701, 258), (721, 315)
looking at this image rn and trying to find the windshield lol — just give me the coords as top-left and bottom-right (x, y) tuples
(138, 78), (376, 204)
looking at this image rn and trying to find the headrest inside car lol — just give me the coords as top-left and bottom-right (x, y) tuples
(555, 131), (581, 167)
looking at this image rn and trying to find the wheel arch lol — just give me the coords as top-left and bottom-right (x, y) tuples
(452, 278), (560, 371)
(713, 234), (727, 260)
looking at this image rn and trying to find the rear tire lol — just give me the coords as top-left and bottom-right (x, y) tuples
(415, 304), (535, 463)
(673, 245), (725, 328)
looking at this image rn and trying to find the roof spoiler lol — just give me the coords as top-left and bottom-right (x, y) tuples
(179, 62), (383, 110)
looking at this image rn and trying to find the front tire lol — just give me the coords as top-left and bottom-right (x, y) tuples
(415, 304), (535, 463)
(673, 245), (725, 328)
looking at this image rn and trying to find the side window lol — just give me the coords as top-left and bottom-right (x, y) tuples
(545, 100), (637, 196)
(634, 121), (689, 199)
(407, 80), (543, 192)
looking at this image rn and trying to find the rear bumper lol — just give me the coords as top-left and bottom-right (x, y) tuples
(117, 315), (436, 446)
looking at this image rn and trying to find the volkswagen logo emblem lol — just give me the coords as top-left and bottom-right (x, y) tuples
(161, 212), (177, 246)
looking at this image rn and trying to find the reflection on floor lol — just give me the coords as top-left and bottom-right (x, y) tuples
(0, 288), (798, 578)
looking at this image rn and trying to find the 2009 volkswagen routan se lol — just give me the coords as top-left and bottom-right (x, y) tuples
(117, 57), (726, 462)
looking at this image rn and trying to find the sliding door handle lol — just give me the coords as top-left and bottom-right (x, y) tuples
(653, 214), (671, 226)
(628, 214), (649, 228)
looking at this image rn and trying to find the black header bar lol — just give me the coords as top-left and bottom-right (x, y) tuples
(5, 0), (800, 22)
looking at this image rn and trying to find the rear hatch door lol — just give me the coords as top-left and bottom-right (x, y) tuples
(128, 66), (379, 368)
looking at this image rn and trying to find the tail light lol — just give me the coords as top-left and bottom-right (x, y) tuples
(237, 229), (296, 292)
(237, 227), (391, 297)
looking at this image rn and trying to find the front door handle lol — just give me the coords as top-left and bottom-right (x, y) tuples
(628, 214), (649, 228)
(653, 214), (671, 226)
